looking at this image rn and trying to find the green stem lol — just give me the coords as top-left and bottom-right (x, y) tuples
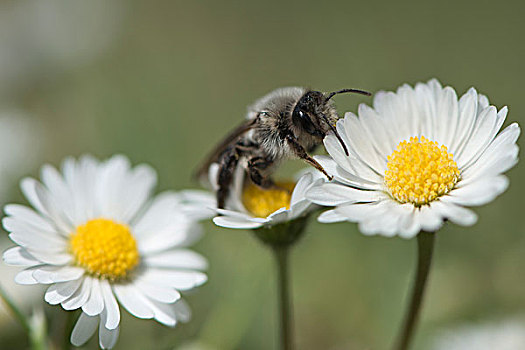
(253, 217), (308, 350)
(0, 283), (30, 333)
(273, 246), (292, 350)
(28, 310), (49, 350)
(393, 231), (435, 350)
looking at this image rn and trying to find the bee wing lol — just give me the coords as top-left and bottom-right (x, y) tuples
(193, 118), (257, 181)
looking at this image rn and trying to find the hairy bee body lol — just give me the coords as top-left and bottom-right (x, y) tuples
(196, 86), (369, 209)
(247, 87), (338, 160)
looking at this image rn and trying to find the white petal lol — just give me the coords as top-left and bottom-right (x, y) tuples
(461, 123), (520, 182)
(82, 278), (104, 316)
(334, 202), (382, 222)
(2, 215), (62, 239)
(95, 155), (132, 220)
(314, 155), (382, 190)
(100, 279), (120, 330)
(357, 200), (404, 237)
(306, 183), (385, 206)
(402, 83), (424, 138)
(99, 311), (119, 349)
(175, 190), (217, 221)
(396, 204), (421, 239)
(138, 269), (207, 291)
(481, 122), (519, 154)
(4, 217), (67, 252)
(15, 267), (40, 285)
(20, 178), (48, 218)
(33, 179), (74, 234)
(134, 280), (181, 304)
(32, 266), (84, 284)
(143, 250), (208, 270)
(456, 106), (498, 168)
(3, 247), (40, 266)
(63, 277), (92, 311)
(144, 298), (177, 327)
(290, 173), (314, 207)
(96, 155), (156, 223)
(267, 207), (292, 222)
(173, 299), (191, 323)
(460, 153), (517, 187)
(431, 200), (478, 226)
(4, 204), (56, 234)
(132, 192), (182, 238)
(357, 103), (396, 159)
(112, 284), (154, 319)
(450, 88), (478, 154)
(138, 220), (203, 254)
(45, 279), (83, 305)
(289, 199), (313, 219)
(40, 164), (77, 226)
(478, 93), (489, 109)
(444, 176), (509, 206)
(373, 91), (403, 137)
(326, 129), (383, 183)
(59, 155), (97, 225)
(213, 216), (264, 229)
(26, 250), (72, 265)
(70, 312), (98, 347)
(317, 209), (347, 223)
(339, 113), (386, 175)
(119, 164), (157, 223)
(437, 87), (459, 147)
(416, 205), (444, 232)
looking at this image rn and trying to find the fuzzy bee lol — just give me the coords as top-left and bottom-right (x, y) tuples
(195, 87), (371, 209)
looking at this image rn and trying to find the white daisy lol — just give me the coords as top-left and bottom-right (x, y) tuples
(192, 164), (324, 230)
(2, 155), (207, 349)
(307, 79), (520, 238)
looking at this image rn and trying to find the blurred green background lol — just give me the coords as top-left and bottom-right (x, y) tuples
(0, 0), (524, 349)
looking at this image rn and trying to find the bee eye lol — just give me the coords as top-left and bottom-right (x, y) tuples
(292, 109), (318, 135)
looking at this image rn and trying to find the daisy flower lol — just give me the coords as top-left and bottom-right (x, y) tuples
(307, 79), (520, 238)
(2, 155), (207, 349)
(201, 164), (324, 230)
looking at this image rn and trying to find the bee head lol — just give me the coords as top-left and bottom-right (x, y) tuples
(292, 88), (371, 156)
(291, 91), (325, 137)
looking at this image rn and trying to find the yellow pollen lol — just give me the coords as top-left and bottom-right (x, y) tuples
(242, 181), (296, 218)
(384, 136), (460, 206)
(69, 218), (139, 281)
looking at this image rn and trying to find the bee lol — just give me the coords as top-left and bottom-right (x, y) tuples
(195, 87), (371, 209)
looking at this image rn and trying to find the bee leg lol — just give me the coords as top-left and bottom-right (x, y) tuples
(247, 156), (274, 189)
(285, 134), (333, 181)
(217, 147), (240, 209)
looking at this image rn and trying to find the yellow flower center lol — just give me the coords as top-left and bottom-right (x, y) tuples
(384, 136), (460, 206)
(69, 218), (139, 281)
(242, 181), (296, 218)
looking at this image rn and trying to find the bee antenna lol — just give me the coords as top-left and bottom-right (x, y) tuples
(320, 114), (349, 157)
(325, 88), (371, 101)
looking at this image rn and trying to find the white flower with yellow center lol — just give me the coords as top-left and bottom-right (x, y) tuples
(2, 155), (207, 349)
(307, 79), (520, 238)
(193, 164), (324, 229)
